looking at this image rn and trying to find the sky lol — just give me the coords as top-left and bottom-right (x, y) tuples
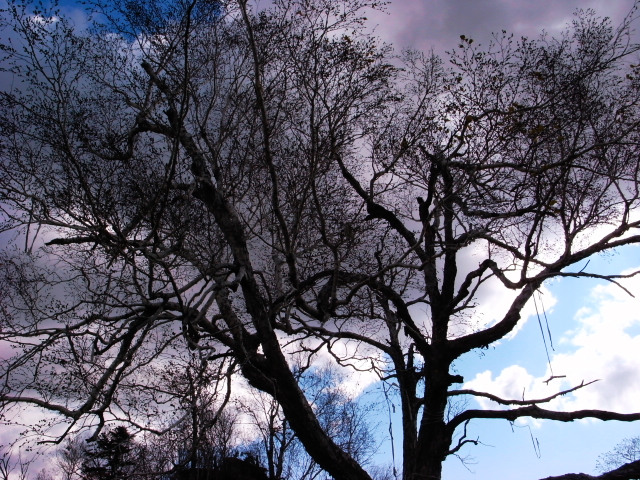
(366, 245), (640, 479)
(445, 247), (640, 479)
(366, 2), (640, 478)
(368, 0), (636, 54)
(1, 0), (640, 479)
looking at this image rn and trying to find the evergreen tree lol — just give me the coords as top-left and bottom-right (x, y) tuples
(81, 427), (135, 480)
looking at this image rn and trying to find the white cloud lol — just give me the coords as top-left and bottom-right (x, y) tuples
(465, 267), (640, 415)
(465, 365), (536, 409)
(28, 14), (60, 26)
(444, 237), (559, 340)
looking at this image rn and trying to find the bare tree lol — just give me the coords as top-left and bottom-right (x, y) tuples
(56, 436), (87, 480)
(241, 364), (377, 480)
(151, 353), (237, 475)
(598, 437), (640, 477)
(2, 1), (640, 480)
(34, 469), (57, 480)
(0, 447), (31, 480)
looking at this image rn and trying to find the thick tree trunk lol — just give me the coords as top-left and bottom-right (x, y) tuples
(413, 413), (449, 480)
(411, 355), (453, 480)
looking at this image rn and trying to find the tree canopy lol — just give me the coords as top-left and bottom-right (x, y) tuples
(2, 1), (640, 479)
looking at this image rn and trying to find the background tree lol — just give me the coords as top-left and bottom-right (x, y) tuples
(2, 1), (640, 480)
(0, 447), (31, 480)
(151, 353), (237, 475)
(80, 427), (135, 480)
(56, 436), (87, 480)
(34, 469), (56, 480)
(598, 437), (640, 477)
(242, 364), (377, 480)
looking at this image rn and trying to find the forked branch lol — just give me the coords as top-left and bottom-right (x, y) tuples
(448, 380), (599, 406)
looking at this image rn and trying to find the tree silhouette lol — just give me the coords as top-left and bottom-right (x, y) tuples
(597, 437), (640, 478)
(81, 427), (135, 480)
(2, 1), (640, 479)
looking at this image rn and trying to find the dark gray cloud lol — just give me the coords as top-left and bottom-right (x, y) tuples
(368, 0), (636, 54)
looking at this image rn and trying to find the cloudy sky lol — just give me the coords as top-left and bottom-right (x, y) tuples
(365, 1), (640, 479)
(370, 0), (635, 53)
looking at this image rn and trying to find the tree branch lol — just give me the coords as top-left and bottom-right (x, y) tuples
(448, 380), (599, 406)
(449, 405), (640, 432)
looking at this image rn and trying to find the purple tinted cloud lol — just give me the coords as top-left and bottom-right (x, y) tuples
(368, 0), (636, 54)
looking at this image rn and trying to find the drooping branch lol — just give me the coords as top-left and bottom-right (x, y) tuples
(447, 420), (478, 456)
(551, 270), (640, 298)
